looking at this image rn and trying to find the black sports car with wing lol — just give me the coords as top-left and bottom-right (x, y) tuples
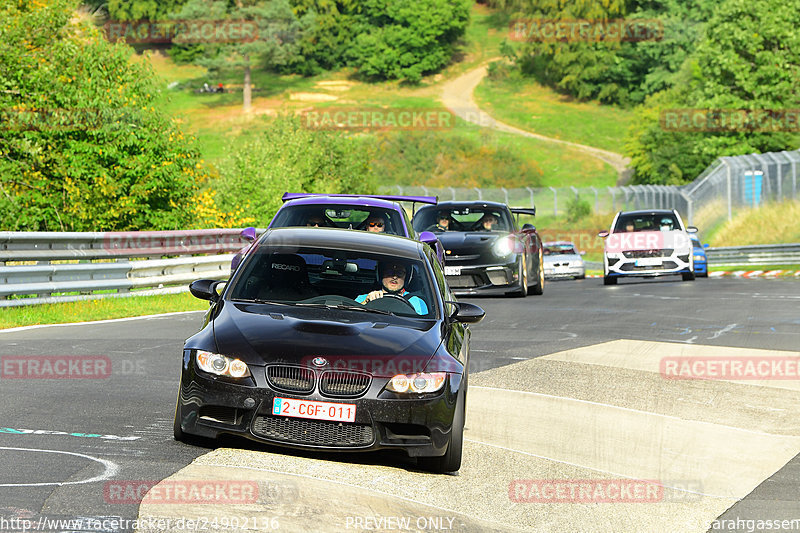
(412, 201), (544, 297)
(174, 228), (484, 473)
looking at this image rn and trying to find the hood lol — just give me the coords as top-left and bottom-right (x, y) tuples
(202, 302), (442, 377)
(544, 254), (582, 264)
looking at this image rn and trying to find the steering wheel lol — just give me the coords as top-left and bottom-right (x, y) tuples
(300, 295), (360, 306)
(365, 293), (416, 313)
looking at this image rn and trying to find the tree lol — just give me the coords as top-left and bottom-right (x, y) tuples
(0, 0), (208, 231)
(106, 0), (190, 21)
(210, 114), (375, 224)
(171, 0), (302, 112)
(625, 0), (800, 184)
(346, 0), (471, 83)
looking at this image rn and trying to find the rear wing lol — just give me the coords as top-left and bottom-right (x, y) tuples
(282, 193), (438, 205)
(510, 207), (536, 216)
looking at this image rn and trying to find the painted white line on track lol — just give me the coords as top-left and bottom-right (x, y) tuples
(0, 447), (118, 487)
(471, 385), (790, 438)
(463, 438), (728, 500)
(0, 310), (205, 333)
(191, 462), (506, 529)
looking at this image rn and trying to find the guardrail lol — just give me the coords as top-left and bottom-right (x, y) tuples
(0, 230), (253, 308)
(706, 243), (800, 267)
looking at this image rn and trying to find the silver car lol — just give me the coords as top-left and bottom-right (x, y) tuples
(543, 241), (586, 280)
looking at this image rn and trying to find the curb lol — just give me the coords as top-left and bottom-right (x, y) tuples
(584, 271), (800, 279)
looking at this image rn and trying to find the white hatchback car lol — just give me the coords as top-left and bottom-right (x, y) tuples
(599, 209), (697, 285)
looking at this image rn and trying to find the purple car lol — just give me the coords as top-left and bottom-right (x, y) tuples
(231, 194), (443, 272)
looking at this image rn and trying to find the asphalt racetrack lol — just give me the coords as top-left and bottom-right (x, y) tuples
(1, 276), (799, 532)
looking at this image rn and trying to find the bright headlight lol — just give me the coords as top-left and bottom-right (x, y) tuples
(196, 350), (251, 378)
(693, 255), (705, 261)
(385, 372), (446, 394)
(492, 236), (515, 258)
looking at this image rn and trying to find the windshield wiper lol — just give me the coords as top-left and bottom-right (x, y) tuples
(231, 298), (297, 306)
(294, 302), (393, 315)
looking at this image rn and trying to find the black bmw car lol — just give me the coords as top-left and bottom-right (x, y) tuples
(174, 227), (484, 473)
(412, 201), (544, 297)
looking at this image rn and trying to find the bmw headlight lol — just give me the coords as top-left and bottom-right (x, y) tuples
(195, 350), (251, 378)
(492, 236), (515, 258)
(385, 372), (446, 394)
(693, 254), (705, 262)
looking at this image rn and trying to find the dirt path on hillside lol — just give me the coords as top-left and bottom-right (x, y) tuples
(440, 61), (632, 183)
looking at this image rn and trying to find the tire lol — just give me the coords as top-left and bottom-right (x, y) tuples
(173, 391), (186, 441)
(513, 256), (527, 297)
(682, 271), (695, 281)
(529, 249), (544, 295)
(420, 380), (466, 474)
(603, 275), (617, 285)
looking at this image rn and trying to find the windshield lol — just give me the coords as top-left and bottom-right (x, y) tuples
(544, 244), (577, 255)
(229, 245), (435, 318)
(613, 213), (681, 233)
(271, 204), (406, 236)
(413, 206), (512, 233)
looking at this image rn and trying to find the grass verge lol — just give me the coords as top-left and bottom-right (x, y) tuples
(0, 292), (208, 330)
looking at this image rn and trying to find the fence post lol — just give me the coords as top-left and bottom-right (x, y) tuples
(590, 187), (598, 212)
(449, 186), (456, 201)
(395, 185), (403, 195)
(608, 187), (616, 212)
(474, 187), (482, 200)
(766, 152), (783, 200)
(722, 158), (732, 221)
(549, 187), (558, 216)
(525, 187), (535, 209)
(793, 155), (798, 200)
(502, 187), (509, 205)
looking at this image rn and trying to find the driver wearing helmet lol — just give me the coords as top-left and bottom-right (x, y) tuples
(659, 217), (674, 231)
(356, 260), (428, 315)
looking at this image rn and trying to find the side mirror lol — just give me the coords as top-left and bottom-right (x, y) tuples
(240, 227), (257, 242)
(419, 231), (445, 266)
(686, 226), (698, 233)
(580, 250), (586, 256)
(446, 301), (485, 324)
(190, 279), (224, 301)
(703, 243), (709, 249)
(598, 230), (609, 238)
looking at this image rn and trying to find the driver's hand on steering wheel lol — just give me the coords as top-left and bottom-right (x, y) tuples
(362, 290), (385, 303)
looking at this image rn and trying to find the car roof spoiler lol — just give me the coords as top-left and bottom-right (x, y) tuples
(510, 207), (536, 216)
(282, 193), (438, 205)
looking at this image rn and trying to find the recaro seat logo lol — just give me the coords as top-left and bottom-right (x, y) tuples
(272, 263), (300, 271)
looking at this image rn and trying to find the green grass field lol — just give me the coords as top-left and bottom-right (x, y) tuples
(474, 76), (635, 154)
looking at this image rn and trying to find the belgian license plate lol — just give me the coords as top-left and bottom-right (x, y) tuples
(444, 266), (462, 276)
(636, 258), (662, 267)
(272, 397), (356, 423)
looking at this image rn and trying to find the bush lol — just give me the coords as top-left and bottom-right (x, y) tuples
(209, 114), (375, 225)
(566, 195), (592, 223)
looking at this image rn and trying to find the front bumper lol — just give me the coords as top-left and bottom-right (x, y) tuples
(175, 360), (460, 458)
(604, 251), (692, 278)
(444, 258), (522, 296)
(544, 264), (585, 279)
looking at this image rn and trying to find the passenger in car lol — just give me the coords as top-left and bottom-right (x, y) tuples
(477, 214), (499, 231)
(364, 214), (387, 233)
(355, 261), (428, 315)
